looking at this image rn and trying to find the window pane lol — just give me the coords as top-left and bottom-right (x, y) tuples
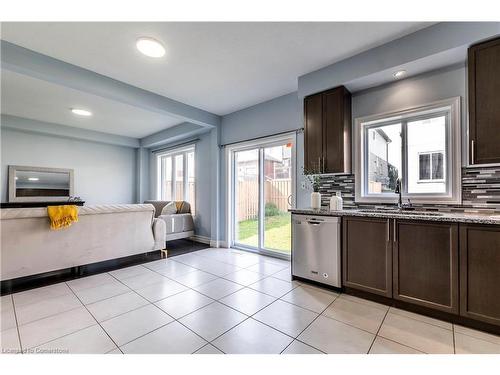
(187, 151), (195, 214)
(234, 149), (259, 248)
(263, 144), (291, 254)
(407, 116), (446, 194)
(161, 156), (172, 200)
(174, 154), (184, 200)
(367, 123), (402, 194)
(419, 153), (430, 180)
(432, 152), (444, 180)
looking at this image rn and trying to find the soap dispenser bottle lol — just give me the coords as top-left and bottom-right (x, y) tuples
(329, 191), (343, 211)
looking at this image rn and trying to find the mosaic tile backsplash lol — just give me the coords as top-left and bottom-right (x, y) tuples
(316, 166), (500, 213)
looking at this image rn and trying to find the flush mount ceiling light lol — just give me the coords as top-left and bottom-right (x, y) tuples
(393, 70), (407, 79)
(136, 37), (166, 58)
(71, 108), (92, 117)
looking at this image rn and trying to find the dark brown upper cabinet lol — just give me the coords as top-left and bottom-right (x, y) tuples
(342, 217), (392, 297)
(393, 220), (459, 314)
(468, 36), (500, 165)
(304, 86), (351, 174)
(460, 224), (500, 326)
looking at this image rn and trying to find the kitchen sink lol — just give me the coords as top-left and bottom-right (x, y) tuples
(357, 209), (444, 217)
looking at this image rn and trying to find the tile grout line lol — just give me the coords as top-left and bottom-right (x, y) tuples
(366, 305), (390, 354)
(388, 308), (454, 331)
(194, 280), (300, 353)
(10, 294), (24, 354)
(8, 248), (294, 354)
(372, 335), (427, 354)
(278, 292), (340, 354)
(452, 324), (456, 354)
(65, 280), (125, 354)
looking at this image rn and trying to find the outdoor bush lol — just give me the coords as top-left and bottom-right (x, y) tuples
(265, 202), (281, 217)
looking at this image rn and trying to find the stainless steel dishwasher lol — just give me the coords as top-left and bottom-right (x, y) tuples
(291, 214), (341, 288)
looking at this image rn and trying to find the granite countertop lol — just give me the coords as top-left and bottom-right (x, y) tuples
(289, 208), (500, 225)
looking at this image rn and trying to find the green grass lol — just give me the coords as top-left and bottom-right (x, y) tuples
(236, 212), (291, 253)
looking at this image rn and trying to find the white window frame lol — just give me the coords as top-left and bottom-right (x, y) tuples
(417, 150), (445, 183)
(354, 97), (461, 205)
(156, 145), (195, 206)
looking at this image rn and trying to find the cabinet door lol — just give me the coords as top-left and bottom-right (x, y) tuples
(323, 87), (351, 174)
(304, 93), (323, 171)
(468, 37), (500, 165)
(342, 217), (392, 297)
(393, 221), (459, 314)
(460, 225), (500, 326)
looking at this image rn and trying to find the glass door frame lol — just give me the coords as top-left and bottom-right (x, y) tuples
(226, 132), (296, 260)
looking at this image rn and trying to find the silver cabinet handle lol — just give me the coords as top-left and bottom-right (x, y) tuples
(471, 140), (475, 165)
(318, 157), (321, 173)
(393, 220), (397, 243)
(323, 157), (326, 173)
(386, 219), (390, 242)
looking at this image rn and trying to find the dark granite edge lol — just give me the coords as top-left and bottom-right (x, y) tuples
(289, 208), (500, 225)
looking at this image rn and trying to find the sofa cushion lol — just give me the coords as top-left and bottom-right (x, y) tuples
(160, 201), (177, 215)
(144, 200), (191, 217)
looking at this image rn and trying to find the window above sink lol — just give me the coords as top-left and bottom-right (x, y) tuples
(354, 97), (462, 205)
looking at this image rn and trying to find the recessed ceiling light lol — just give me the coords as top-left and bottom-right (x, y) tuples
(28, 177), (39, 181)
(71, 108), (92, 117)
(136, 37), (166, 58)
(393, 70), (407, 79)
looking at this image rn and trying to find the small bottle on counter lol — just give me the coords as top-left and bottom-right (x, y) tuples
(329, 191), (343, 211)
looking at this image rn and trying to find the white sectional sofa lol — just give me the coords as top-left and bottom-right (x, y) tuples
(0, 204), (166, 281)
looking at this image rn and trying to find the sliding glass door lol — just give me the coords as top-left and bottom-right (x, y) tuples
(231, 137), (294, 258)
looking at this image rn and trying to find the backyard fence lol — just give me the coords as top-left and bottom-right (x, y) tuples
(236, 179), (291, 221)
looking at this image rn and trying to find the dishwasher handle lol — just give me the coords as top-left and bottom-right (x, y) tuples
(307, 220), (323, 225)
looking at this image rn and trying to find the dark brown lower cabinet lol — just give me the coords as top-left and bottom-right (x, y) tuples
(342, 217), (392, 297)
(460, 225), (500, 326)
(393, 221), (459, 314)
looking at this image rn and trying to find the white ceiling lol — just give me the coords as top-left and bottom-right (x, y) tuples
(1, 70), (183, 138)
(1, 22), (433, 115)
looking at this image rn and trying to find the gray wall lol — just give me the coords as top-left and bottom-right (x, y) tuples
(217, 64), (469, 243)
(148, 129), (213, 240)
(219, 92), (309, 241)
(221, 92), (302, 144)
(352, 64), (467, 163)
(1, 128), (137, 204)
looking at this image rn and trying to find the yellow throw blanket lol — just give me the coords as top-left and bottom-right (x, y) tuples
(47, 205), (79, 230)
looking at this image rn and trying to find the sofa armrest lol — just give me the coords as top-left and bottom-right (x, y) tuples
(152, 217), (166, 250)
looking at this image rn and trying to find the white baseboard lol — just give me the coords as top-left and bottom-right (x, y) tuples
(190, 235), (211, 245)
(210, 240), (228, 248)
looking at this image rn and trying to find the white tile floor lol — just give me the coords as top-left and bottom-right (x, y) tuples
(1, 247), (500, 354)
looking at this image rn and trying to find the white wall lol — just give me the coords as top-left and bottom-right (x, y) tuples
(1, 128), (137, 204)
